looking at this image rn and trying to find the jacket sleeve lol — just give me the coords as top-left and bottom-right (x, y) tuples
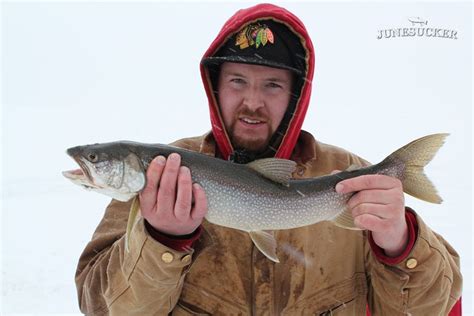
(365, 211), (462, 314)
(75, 199), (194, 315)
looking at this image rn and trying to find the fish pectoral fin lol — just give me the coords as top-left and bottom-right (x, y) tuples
(331, 209), (362, 230)
(345, 164), (361, 172)
(249, 231), (280, 263)
(125, 196), (141, 253)
(247, 158), (296, 186)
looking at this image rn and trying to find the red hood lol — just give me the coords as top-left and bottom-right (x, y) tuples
(200, 3), (315, 160)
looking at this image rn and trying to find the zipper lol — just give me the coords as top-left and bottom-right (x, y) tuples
(251, 241), (277, 315)
(250, 244), (256, 316)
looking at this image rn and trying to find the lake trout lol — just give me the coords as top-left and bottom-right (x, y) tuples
(63, 133), (448, 262)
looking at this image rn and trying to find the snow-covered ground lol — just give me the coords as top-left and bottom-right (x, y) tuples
(2, 2), (472, 314)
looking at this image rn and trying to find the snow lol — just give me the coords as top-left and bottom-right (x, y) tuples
(1, 1), (472, 314)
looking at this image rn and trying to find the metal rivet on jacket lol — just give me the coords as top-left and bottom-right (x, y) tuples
(161, 252), (174, 263)
(406, 258), (418, 269)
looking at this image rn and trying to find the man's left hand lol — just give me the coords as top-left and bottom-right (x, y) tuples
(335, 174), (408, 257)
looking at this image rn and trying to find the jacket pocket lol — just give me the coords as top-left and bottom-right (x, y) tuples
(171, 301), (211, 315)
(173, 283), (247, 315)
(283, 273), (368, 315)
(318, 298), (357, 315)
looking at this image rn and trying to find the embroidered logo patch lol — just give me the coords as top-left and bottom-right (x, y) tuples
(235, 23), (274, 49)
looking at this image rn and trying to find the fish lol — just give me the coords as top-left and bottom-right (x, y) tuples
(63, 133), (448, 262)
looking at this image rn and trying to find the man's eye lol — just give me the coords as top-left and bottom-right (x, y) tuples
(267, 82), (283, 89)
(230, 78), (245, 84)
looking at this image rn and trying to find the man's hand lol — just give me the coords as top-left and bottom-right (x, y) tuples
(335, 174), (408, 257)
(139, 153), (208, 236)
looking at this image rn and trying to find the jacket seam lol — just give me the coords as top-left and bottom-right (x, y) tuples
(80, 249), (127, 315)
(419, 234), (448, 261)
(87, 304), (113, 316)
(106, 283), (131, 313)
(418, 234), (453, 284)
(124, 231), (147, 282)
(443, 273), (454, 284)
(104, 231), (148, 312)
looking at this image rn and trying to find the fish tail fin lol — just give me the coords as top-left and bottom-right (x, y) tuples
(386, 133), (449, 204)
(125, 195), (141, 252)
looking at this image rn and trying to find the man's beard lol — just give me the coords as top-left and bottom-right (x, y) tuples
(230, 131), (271, 153)
(227, 109), (272, 153)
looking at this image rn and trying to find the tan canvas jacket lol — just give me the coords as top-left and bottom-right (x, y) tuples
(75, 131), (462, 315)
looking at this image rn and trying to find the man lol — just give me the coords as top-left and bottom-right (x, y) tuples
(76, 4), (462, 315)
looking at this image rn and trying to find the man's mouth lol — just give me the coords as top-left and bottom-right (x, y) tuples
(240, 117), (265, 125)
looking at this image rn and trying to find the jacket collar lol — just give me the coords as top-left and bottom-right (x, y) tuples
(199, 130), (317, 165)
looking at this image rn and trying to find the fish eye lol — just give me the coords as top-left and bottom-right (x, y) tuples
(87, 153), (98, 162)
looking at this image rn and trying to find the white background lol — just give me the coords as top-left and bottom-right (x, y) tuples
(1, 1), (472, 314)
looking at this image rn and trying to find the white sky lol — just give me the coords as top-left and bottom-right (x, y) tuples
(1, 1), (472, 314)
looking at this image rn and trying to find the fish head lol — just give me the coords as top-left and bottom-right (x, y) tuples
(63, 143), (146, 202)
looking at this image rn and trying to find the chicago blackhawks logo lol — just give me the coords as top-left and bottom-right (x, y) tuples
(235, 23), (274, 49)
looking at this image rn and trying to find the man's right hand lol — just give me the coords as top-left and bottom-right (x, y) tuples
(139, 153), (208, 236)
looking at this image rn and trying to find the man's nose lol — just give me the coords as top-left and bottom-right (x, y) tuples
(242, 89), (264, 111)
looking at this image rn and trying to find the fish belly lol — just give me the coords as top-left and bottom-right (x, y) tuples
(204, 183), (349, 231)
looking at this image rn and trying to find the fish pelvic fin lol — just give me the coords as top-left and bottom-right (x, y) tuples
(332, 208), (363, 230)
(249, 231), (280, 263)
(386, 133), (449, 204)
(247, 158), (296, 186)
(125, 195), (141, 253)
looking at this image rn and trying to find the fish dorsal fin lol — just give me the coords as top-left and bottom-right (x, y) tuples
(249, 231), (280, 263)
(247, 158), (296, 186)
(331, 208), (362, 231)
(123, 153), (146, 192)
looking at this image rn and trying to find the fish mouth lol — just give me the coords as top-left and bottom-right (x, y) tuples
(62, 157), (99, 189)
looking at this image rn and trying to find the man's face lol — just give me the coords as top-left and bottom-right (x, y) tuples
(217, 62), (293, 152)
